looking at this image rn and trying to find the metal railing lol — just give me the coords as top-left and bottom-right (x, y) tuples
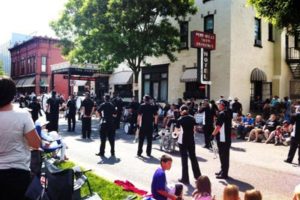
(287, 47), (300, 61)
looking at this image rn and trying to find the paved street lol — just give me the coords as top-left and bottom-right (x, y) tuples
(58, 117), (299, 200)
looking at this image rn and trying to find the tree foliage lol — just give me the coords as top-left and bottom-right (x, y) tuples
(248, 0), (300, 34)
(0, 61), (5, 76)
(51, 0), (197, 82)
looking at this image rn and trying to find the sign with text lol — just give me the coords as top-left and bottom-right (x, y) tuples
(63, 75), (96, 81)
(202, 49), (210, 81)
(191, 31), (216, 50)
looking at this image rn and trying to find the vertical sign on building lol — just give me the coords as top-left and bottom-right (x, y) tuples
(202, 50), (210, 81)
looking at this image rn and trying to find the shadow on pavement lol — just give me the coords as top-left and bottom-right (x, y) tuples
(219, 177), (254, 192)
(230, 146), (246, 152)
(135, 155), (160, 164)
(97, 156), (121, 165)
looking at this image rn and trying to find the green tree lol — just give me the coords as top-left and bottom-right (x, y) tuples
(0, 60), (5, 76)
(248, 0), (300, 34)
(51, 0), (197, 90)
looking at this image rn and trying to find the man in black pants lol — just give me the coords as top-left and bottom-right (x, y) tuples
(80, 92), (95, 139)
(67, 95), (77, 132)
(198, 99), (214, 149)
(176, 105), (201, 184)
(212, 100), (232, 179)
(137, 95), (158, 157)
(96, 95), (117, 157)
(46, 91), (61, 132)
(284, 113), (300, 165)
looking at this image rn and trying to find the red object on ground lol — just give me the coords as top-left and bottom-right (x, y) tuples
(114, 180), (148, 196)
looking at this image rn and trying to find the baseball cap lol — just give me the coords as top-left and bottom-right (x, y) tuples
(217, 99), (228, 106)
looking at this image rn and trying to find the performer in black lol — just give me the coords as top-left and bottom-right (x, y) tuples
(80, 92), (95, 139)
(198, 99), (214, 149)
(284, 113), (300, 165)
(212, 99), (232, 179)
(176, 105), (201, 184)
(96, 95), (117, 157)
(67, 95), (77, 132)
(128, 96), (140, 135)
(46, 91), (61, 132)
(28, 96), (42, 122)
(137, 95), (158, 157)
(111, 92), (123, 129)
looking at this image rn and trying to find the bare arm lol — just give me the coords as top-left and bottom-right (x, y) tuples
(25, 129), (41, 149)
(137, 114), (142, 127)
(212, 125), (221, 136)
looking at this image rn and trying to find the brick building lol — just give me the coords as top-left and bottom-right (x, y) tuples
(9, 36), (68, 98)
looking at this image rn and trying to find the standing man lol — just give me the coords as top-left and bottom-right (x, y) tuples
(96, 95), (117, 157)
(111, 92), (123, 129)
(284, 113), (300, 165)
(232, 97), (242, 118)
(28, 96), (42, 122)
(137, 95), (158, 157)
(67, 95), (77, 132)
(46, 91), (61, 132)
(176, 105), (201, 184)
(80, 92), (95, 139)
(198, 99), (214, 149)
(212, 100), (232, 179)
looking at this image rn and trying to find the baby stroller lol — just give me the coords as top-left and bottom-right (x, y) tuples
(26, 160), (101, 200)
(158, 122), (178, 153)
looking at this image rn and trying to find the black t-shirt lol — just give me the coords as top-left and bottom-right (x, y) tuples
(138, 103), (157, 129)
(216, 110), (232, 143)
(290, 114), (300, 140)
(67, 99), (77, 115)
(232, 102), (242, 113)
(47, 97), (60, 114)
(28, 102), (41, 119)
(199, 106), (214, 126)
(97, 102), (116, 124)
(176, 115), (196, 145)
(81, 98), (94, 116)
(265, 119), (279, 132)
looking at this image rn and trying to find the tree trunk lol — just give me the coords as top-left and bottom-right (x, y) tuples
(133, 70), (139, 99)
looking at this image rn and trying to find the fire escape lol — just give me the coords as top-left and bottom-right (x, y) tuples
(286, 34), (300, 79)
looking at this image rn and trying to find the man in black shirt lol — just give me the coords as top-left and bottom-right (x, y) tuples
(128, 96), (140, 135)
(28, 96), (42, 122)
(67, 95), (77, 132)
(96, 95), (117, 157)
(137, 95), (158, 157)
(111, 92), (123, 129)
(80, 92), (95, 139)
(212, 100), (232, 179)
(46, 91), (61, 132)
(232, 97), (242, 115)
(284, 113), (300, 165)
(198, 99), (214, 149)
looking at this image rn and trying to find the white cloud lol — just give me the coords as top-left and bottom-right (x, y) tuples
(0, 0), (67, 42)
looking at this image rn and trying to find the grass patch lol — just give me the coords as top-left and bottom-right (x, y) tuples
(57, 161), (142, 200)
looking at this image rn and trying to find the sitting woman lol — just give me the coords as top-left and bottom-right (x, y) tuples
(248, 115), (265, 142)
(35, 119), (68, 161)
(262, 114), (279, 141)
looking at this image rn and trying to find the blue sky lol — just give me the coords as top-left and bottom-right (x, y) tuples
(0, 0), (67, 43)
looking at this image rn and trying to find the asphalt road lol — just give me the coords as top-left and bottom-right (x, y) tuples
(58, 118), (299, 200)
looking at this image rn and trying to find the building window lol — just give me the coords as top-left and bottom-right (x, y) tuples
(204, 15), (214, 33)
(184, 82), (206, 99)
(114, 85), (132, 98)
(295, 31), (300, 50)
(268, 23), (275, 42)
(179, 21), (189, 49)
(142, 65), (168, 102)
(254, 18), (262, 47)
(41, 56), (47, 72)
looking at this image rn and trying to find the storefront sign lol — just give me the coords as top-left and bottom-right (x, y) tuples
(191, 31), (216, 50)
(202, 50), (210, 81)
(63, 75), (96, 81)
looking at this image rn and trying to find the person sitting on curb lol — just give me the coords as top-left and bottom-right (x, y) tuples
(151, 154), (183, 200)
(192, 175), (215, 200)
(247, 115), (265, 142)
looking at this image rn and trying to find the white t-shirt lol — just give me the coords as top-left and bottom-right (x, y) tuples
(0, 107), (35, 171)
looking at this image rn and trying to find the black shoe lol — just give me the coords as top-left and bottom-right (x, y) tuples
(215, 171), (222, 176)
(137, 153), (142, 157)
(216, 174), (228, 179)
(95, 153), (104, 156)
(178, 179), (190, 185)
(284, 159), (292, 164)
